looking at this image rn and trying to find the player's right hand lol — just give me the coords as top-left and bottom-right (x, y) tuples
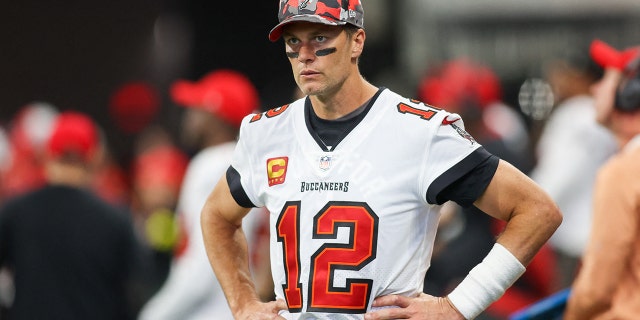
(233, 299), (288, 320)
(364, 293), (465, 320)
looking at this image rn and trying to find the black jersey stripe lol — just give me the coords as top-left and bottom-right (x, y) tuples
(226, 166), (256, 208)
(427, 147), (499, 207)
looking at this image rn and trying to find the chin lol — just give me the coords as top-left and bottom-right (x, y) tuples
(300, 86), (320, 96)
(301, 83), (332, 97)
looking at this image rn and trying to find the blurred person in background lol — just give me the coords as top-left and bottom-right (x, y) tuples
(89, 133), (131, 209)
(530, 48), (617, 290)
(128, 126), (189, 313)
(564, 40), (640, 320)
(0, 102), (58, 200)
(419, 59), (556, 319)
(108, 82), (160, 137)
(130, 126), (189, 255)
(0, 111), (140, 320)
(91, 81), (164, 210)
(138, 69), (271, 320)
(107, 81), (162, 171)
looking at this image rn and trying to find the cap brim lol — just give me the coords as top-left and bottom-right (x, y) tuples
(590, 39), (640, 71)
(268, 14), (345, 42)
(170, 80), (202, 108)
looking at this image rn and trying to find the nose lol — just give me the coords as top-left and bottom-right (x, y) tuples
(297, 44), (315, 63)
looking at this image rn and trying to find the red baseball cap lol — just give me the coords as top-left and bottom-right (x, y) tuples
(590, 39), (640, 71)
(418, 59), (502, 111)
(269, 0), (365, 42)
(46, 112), (99, 162)
(132, 145), (188, 194)
(109, 82), (160, 134)
(170, 70), (259, 128)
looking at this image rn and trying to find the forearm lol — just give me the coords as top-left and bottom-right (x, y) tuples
(201, 201), (259, 314)
(564, 185), (630, 319)
(480, 161), (563, 266)
(448, 161), (562, 318)
(564, 256), (618, 320)
(564, 284), (610, 320)
(494, 198), (561, 266)
(447, 209), (559, 319)
(565, 257), (615, 319)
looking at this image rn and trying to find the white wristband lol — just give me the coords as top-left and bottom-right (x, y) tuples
(446, 243), (526, 319)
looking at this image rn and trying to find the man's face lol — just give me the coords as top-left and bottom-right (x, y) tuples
(591, 68), (623, 127)
(282, 22), (358, 96)
(180, 108), (210, 149)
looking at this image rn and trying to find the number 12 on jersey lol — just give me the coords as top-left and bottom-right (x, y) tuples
(276, 201), (379, 313)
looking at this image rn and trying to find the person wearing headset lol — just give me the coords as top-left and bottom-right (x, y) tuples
(564, 39), (640, 320)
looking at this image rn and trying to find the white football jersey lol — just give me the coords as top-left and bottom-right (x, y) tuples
(230, 88), (487, 319)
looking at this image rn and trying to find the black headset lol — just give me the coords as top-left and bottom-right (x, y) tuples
(615, 57), (640, 112)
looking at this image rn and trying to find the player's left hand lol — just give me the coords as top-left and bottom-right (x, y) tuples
(363, 293), (465, 320)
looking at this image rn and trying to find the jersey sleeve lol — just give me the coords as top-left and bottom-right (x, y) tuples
(226, 115), (263, 208)
(421, 113), (498, 206)
(431, 149), (499, 206)
(226, 166), (256, 208)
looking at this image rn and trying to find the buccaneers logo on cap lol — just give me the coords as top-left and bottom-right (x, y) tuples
(298, 0), (311, 10)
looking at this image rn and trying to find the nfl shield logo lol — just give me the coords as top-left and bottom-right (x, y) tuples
(319, 155), (332, 171)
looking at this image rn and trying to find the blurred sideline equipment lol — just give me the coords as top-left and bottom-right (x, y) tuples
(509, 288), (570, 320)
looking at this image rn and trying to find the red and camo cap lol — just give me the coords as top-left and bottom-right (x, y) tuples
(269, 0), (364, 42)
(590, 39), (640, 71)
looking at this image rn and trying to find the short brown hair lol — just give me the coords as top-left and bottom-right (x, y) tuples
(344, 25), (361, 39)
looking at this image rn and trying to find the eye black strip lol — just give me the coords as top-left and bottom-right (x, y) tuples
(315, 47), (337, 56)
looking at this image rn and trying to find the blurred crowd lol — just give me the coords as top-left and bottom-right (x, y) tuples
(417, 52), (616, 319)
(0, 37), (635, 319)
(0, 70), (271, 319)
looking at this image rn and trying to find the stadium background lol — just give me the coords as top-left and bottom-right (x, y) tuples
(1, 0), (639, 166)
